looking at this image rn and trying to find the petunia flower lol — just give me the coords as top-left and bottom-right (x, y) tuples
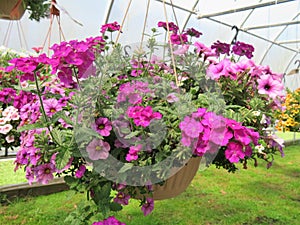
(86, 139), (111, 160)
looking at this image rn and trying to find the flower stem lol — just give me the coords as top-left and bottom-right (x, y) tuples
(33, 71), (56, 143)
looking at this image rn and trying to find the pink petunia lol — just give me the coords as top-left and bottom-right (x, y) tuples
(257, 74), (284, 99)
(86, 139), (111, 160)
(34, 163), (56, 184)
(0, 124), (13, 135)
(43, 98), (63, 117)
(5, 135), (15, 143)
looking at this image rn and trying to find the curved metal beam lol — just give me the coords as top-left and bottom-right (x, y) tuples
(197, 0), (296, 19)
(104, 0), (115, 24)
(182, 0), (200, 30)
(259, 12), (300, 64)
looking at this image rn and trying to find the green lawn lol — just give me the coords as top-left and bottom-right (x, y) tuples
(0, 160), (27, 186)
(276, 131), (300, 141)
(0, 145), (299, 225)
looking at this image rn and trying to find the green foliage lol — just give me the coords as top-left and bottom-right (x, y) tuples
(23, 0), (50, 21)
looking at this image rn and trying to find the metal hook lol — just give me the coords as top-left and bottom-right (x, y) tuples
(295, 59), (300, 69)
(124, 45), (131, 57)
(231, 25), (239, 44)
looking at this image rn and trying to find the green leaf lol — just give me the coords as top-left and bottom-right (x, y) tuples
(17, 122), (46, 132)
(55, 147), (72, 170)
(75, 127), (102, 140)
(109, 202), (123, 212)
(51, 128), (63, 145)
(118, 163), (133, 173)
(124, 131), (140, 139)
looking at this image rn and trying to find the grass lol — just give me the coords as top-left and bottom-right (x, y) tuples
(275, 131), (300, 141)
(0, 160), (26, 186)
(0, 145), (299, 225)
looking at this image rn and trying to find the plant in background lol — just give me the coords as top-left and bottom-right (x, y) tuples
(276, 88), (300, 132)
(0, 47), (34, 154)
(23, 0), (50, 21)
(4, 21), (285, 224)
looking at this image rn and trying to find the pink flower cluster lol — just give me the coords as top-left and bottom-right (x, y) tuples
(117, 81), (152, 104)
(180, 108), (260, 163)
(92, 216), (126, 225)
(206, 58), (284, 100)
(0, 106), (19, 140)
(6, 36), (105, 87)
(100, 21), (121, 33)
(157, 21), (202, 45)
(127, 105), (162, 127)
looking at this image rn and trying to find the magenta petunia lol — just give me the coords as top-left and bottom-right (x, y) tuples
(141, 198), (154, 216)
(125, 144), (142, 162)
(100, 21), (121, 33)
(113, 192), (131, 205)
(92, 216), (126, 225)
(92, 117), (112, 137)
(224, 142), (245, 163)
(86, 139), (111, 160)
(75, 165), (86, 178)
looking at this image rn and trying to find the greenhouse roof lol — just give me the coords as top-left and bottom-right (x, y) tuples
(1, 0), (300, 85)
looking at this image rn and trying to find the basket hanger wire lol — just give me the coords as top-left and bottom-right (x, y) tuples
(163, 0), (179, 86)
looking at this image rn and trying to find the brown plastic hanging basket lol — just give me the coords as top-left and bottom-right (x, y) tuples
(0, 0), (26, 20)
(134, 157), (201, 200)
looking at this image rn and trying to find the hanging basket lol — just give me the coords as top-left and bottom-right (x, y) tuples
(0, 0), (26, 20)
(134, 157), (201, 200)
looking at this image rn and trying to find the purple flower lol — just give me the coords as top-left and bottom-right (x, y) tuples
(257, 75), (284, 99)
(25, 167), (34, 185)
(232, 41), (254, 59)
(92, 216), (126, 225)
(225, 142), (245, 163)
(194, 42), (217, 60)
(43, 98), (63, 117)
(166, 93), (179, 103)
(158, 21), (179, 33)
(173, 45), (190, 55)
(206, 58), (231, 80)
(179, 116), (203, 138)
(75, 165), (86, 178)
(211, 40), (230, 56)
(34, 163), (55, 184)
(186, 28), (202, 38)
(86, 139), (111, 160)
(100, 21), (121, 33)
(127, 106), (162, 128)
(141, 198), (154, 216)
(170, 33), (188, 45)
(92, 117), (112, 136)
(125, 144), (142, 162)
(113, 192), (130, 205)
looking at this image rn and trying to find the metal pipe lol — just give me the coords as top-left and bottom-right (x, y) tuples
(207, 17), (299, 54)
(278, 39), (300, 44)
(182, 0), (200, 30)
(245, 20), (300, 31)
(259, 12), (300, 64)
(154, 0), (299, 55)
(104, 0), (115, 24)
(197, 0), (296, 19)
